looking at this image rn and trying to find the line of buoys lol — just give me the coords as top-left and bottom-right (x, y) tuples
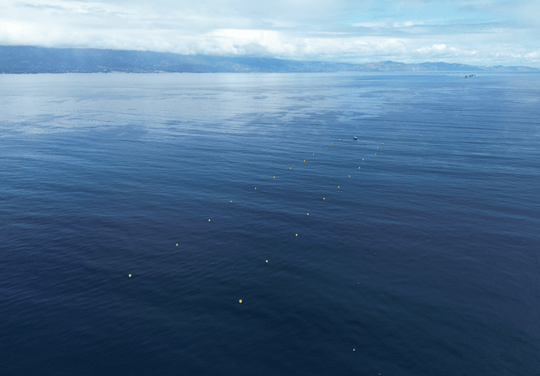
(192, 138), (385, 305)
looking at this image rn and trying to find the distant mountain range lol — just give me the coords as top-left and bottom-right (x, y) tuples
(1, 46), (538, 73)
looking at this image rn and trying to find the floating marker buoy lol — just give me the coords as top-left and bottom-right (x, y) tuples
(349, 175), (350, 177)
(296, 234), (298, 236)
(266, 260), (268, 263)
(239, 300), (242, 304)
(128, 274), (132, 278)
(273, 176), (275, 179)
(255, 187), (257, 190)
(176, 244), (178, 246)
(338, 186), (340, 188)
(307, 213), (309, 215)
(375, 153), (376, 155)
(359, 167), (360, 169)
(290, 168), (291, 169)
(230, 201), (232, 203)
(323, 198), (325, 200)
(353, 349), (355, 351)
(208, 219), (211, 222)
(304, 160), (305, 163)
(362, 159), (364, 161)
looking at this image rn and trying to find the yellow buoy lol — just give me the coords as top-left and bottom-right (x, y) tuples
(323, 198), (325, 200)
(176, 244), (178, 246)
(304, 160), (305, 163)
(349, 175), (350, 177)
(273, 176), (275, 179)
(338, 186), (340, 188)
(375, 153), (376, 155)
(128, 274), (132, 278)
(266, 260), (268, 263)
(230, 201), (232, 203)
(359, 167), (361, 169)
(353, 349), (355, 351)
(313, 153), (314, 155)
(255, 187), (257, 190)
(296, 234), (298, 236)
(208, 219), (211, 222)
(307, 213), (309, 215)
(290, 168), (291, 169)
(239, 299), (242, 304)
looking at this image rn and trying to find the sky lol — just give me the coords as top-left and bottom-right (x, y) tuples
(1, 0), (539, 66)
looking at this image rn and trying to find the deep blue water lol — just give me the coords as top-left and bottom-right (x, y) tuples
(1, 72), (539, 375)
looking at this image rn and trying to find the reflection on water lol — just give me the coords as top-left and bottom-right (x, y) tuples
(1, 72), (539, 376)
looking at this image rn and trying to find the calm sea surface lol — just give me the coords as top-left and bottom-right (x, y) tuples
(1, 72), (539, 375)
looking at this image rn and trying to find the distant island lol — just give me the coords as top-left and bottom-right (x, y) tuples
(1, 46), (538, 74)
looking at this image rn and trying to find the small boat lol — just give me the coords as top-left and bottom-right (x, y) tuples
(353, 137), (357, 140)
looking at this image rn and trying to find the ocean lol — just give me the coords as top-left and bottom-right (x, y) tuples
(1, 72), (539, 375)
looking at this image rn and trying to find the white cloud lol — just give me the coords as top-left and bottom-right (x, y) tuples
(0, 0), (539, 66)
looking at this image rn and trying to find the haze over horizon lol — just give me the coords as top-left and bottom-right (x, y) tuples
(1, 0), (539, 67)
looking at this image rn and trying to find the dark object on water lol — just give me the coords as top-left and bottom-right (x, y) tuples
(353, 137), (357, 140)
